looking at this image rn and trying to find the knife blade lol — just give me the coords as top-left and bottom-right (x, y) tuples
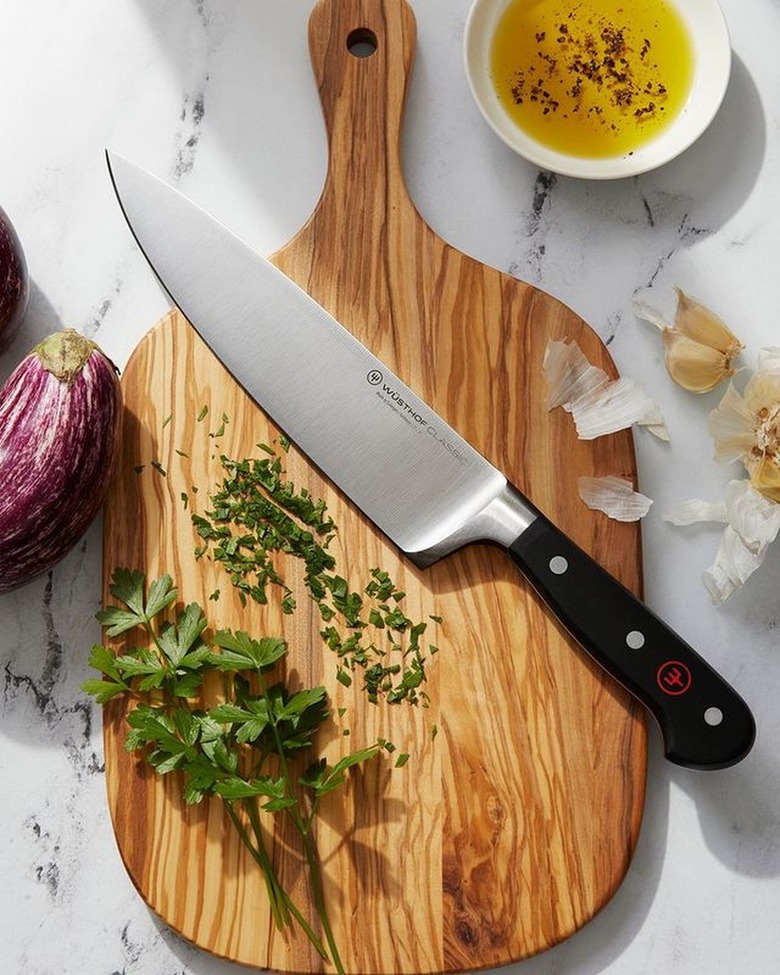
(106, 151), (755, 770)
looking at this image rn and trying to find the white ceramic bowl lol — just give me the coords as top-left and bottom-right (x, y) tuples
(464, 0), (731, 179)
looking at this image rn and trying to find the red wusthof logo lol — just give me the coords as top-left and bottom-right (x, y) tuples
(657, 661), (692, 696)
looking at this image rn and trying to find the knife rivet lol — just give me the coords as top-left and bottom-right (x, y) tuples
(549, 555), (568, 575)
(704, 706), (724, 727)
(626, 630), (645, 650)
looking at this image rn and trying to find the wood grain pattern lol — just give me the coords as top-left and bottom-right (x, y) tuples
(101, 1), (648, 972)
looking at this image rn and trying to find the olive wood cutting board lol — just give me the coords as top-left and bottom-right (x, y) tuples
(101, 1), (647, 972)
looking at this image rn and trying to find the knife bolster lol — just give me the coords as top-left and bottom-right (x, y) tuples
(408, 483), (539, 567)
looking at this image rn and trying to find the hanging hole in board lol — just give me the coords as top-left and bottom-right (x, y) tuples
(347, 27), (378, 58)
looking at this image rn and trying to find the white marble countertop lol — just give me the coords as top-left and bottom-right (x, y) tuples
(1, 1), (779, 973)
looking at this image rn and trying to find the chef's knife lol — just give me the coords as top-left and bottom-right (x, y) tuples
(106, 151), (755, 770)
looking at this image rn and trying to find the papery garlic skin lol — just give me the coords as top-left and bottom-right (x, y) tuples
(569, 377), (658, 440)
(663, 480), (780, 602)
(701, 480), (780, 602)
(707, 382), (756, 463)
(578, 475), (653, 522)
(725, 476), (780, 545)
(543, 338), (666, 440)
(637, 406), (670, 442)
(702, 526), (763, 603)
(543, 339), (608, 409)
(664, 498), (727, 526)
(757, 347), (780, 371)
(709, 368), (780, 502)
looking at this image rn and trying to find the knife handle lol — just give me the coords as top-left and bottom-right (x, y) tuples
(509, 514), (755, 769)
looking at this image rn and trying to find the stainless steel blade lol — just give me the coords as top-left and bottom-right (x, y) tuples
(106, 153), (538, 566)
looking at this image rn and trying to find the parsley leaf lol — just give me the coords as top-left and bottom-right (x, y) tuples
(210, 630), (287, 672)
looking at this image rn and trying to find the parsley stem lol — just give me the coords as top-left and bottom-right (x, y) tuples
(256, 672), (300, 815)
(255, 669), (346, 975)
(227, 800), (330, 960)
(225, 802), (289, 932)
(141, 616), (172, 678)
(300, 824), (345, 975)
(241, 799), (330, 961)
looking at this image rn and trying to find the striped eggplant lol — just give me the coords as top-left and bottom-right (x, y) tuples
(0, 205), (29, 352)
(0, 329), (122, 593)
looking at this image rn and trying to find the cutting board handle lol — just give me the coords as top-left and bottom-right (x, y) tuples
(307, 0), (418, 221)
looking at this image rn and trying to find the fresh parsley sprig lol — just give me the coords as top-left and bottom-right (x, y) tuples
(83, 570), (209, 702)
(85, 569), (385, 974)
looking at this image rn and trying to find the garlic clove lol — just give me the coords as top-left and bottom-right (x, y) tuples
(636, 289), (743, 394)
(662, 329), (734, 393)
(674, 287), (743, 357)
(747, 455), (780, 504)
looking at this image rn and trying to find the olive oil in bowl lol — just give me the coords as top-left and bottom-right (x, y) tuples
(489, 0), (695, 158)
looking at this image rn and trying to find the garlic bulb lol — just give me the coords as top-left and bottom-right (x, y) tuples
(634, 288), (743, 393)
(708, 366), (780, 502)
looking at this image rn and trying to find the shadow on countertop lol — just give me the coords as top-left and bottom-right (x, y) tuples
(556, 53), (766, 242)
(673, 538), (780, 881)
(0, 279), (66, 386)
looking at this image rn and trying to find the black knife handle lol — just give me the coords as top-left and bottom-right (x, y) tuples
(509, 515), (755, 769)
